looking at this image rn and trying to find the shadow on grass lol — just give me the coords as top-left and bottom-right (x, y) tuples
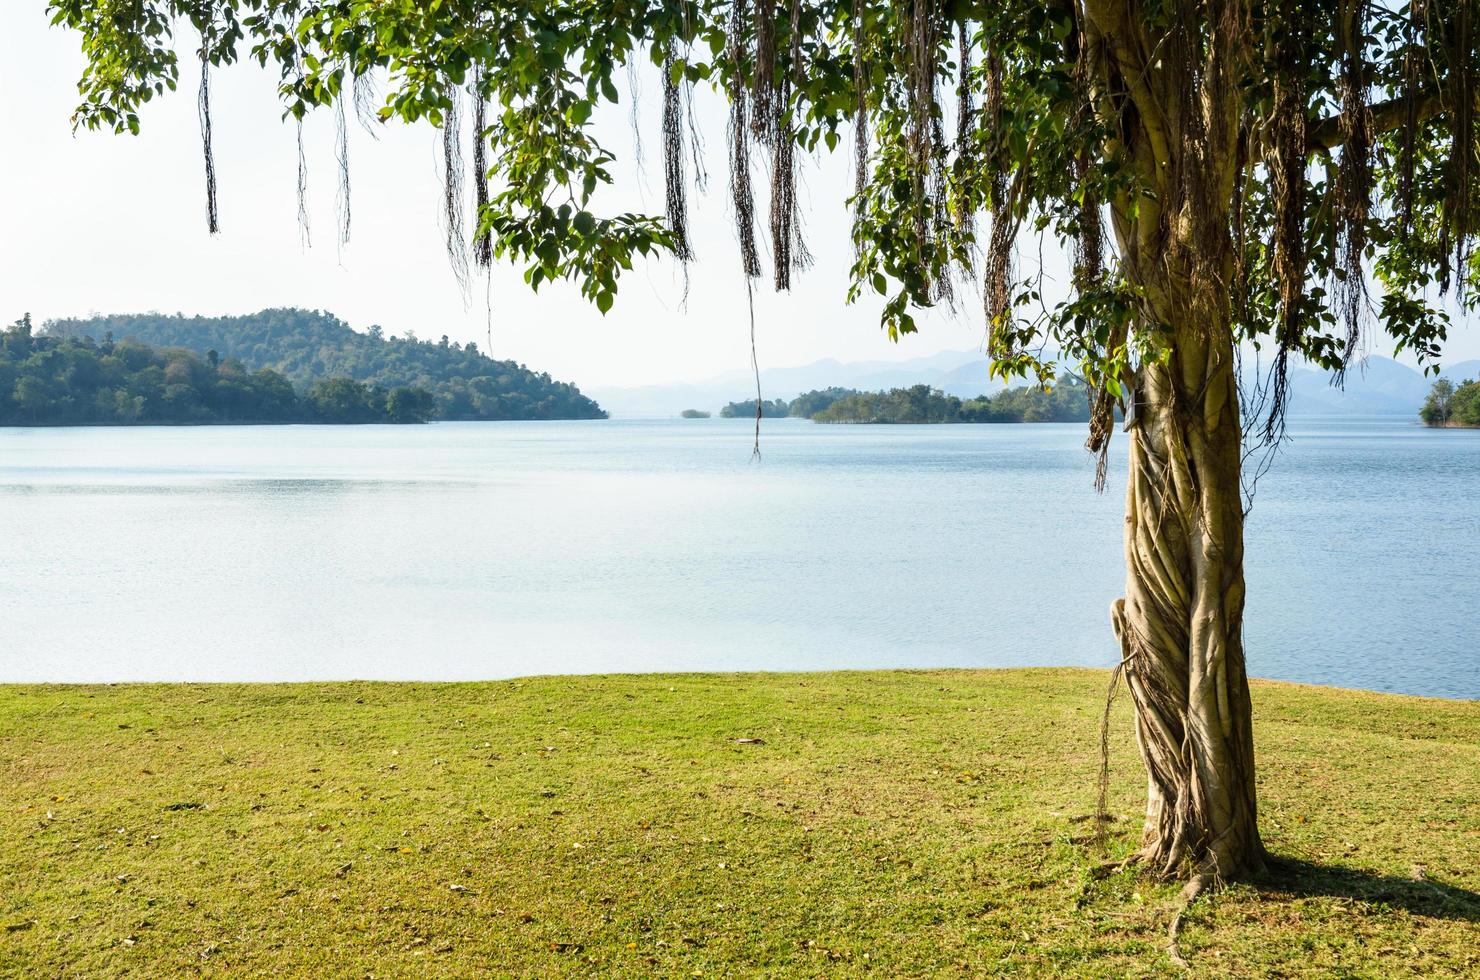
(1255, 856), (1480, 923)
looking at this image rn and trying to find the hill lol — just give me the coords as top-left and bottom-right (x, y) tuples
(0, 315), (437, 425)
(45, 309), (606, 421)
(2, 670), (1476, 976)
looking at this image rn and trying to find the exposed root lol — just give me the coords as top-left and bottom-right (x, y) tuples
(1089, 850), (1142, 881)
(1166, 872), (1210, 971)
(1077, 850), (1144, 910)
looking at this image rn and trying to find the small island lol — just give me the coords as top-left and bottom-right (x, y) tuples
(679, 408), (711, 418)
(714, 378), (1098, 424)
(1420, 377), (1480, 427)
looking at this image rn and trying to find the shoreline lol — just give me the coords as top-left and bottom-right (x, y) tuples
(2, 666), (1475, 703)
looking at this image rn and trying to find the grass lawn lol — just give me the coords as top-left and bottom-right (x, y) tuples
(2, 668), (1477, 977)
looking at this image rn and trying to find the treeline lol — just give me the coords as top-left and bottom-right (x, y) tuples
(719, 398), (792, 418)
(1420, 378), (1480, 427)
(1, 315), (436, 425)
(717, 379), (1094, 424)
(46, 308), (606, 421)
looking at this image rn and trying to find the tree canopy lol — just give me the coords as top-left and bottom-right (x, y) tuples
(49, 0), (1480, 447)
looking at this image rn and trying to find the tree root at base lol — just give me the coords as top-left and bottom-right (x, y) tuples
(1166, 873), (1211, 970)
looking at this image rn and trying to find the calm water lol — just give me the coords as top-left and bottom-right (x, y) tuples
(1, 418), (1476, 698)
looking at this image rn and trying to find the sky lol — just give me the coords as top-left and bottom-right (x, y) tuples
(3, 7), (1476, 390)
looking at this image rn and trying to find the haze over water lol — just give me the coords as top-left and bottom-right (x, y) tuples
(2, 417), (1475, 699)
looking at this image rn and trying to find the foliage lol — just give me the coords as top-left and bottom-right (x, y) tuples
(719, 397), (791, 419)
(0, 314), (431, 425)
(47, 309), (606, 421)
(1424, 377), (1480, 426)
(3, 670), (1478, 975)
(679, 408), (711, 418)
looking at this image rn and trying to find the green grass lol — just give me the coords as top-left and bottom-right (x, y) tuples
(2, 669), (1477, 977)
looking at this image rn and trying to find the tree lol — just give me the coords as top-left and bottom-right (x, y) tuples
(386, 385), (437, 423)
(48, 0), (1480, 885)
(788, 387), (861, 418)
(1420, 378), (1456, 424)
(1447, 378), (1480, 425)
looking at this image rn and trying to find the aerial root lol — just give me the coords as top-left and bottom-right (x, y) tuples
(1166, 872), (1210, 971)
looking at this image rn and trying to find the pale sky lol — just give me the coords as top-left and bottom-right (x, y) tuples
(3, 7), (1476, 389)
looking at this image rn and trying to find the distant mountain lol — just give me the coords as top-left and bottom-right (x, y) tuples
(45, 309), (606, 421)
(591, 348), (1009, 417)
(594, 347), (1479, 419)
(1441, 359), (1480, 384)
(1271, 355), (1480, 416)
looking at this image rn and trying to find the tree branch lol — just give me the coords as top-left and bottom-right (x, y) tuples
(1308, 92), (1442, 151)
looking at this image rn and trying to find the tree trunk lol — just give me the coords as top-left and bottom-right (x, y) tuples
(1074, 0), (1265, 883)
(1111, 329), (1266, 881)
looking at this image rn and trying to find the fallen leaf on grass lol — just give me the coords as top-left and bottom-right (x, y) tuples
(163, 802), (203, 812)
(4, 920), (36, 933)
(734, 738), (766, 745)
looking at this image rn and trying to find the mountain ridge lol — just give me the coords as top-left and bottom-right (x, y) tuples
(593, 349), (1480, 418)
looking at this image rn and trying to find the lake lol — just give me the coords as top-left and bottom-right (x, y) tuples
(1, 418), (1476, 698)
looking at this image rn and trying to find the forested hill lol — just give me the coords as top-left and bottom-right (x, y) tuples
(45, 309), (605, 421)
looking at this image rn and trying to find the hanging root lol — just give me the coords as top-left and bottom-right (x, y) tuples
(296, 116), (311, 247)
(353, 71), (381, 137)
(752, 0), (777, 141)
(954, 19), (974, 243)
(768, 0), (811, 290)
(852, 2), (869, 203)
(663, 56), (693, 263)
(627, 59), (645, 172)
(728, 0), (762, 279)
(472, 69), (492, 268)
(1331, 0), (1371, 379)
(1095, 659), (1124, 852)
(442, 84), (470, 292)
(197, 46), (219, 234)
(746, 277), (762, 460)
(1263, 7), (1311, 443)
(335, 95), (351, 245)
(1166, 873), (1211, 971)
